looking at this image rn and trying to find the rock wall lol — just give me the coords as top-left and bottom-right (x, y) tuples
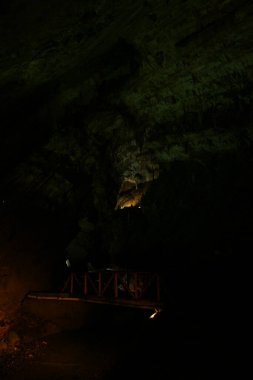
(0, 0), (252, 323)
(0, 212), (61, 345)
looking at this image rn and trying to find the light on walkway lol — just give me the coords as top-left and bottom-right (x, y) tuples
(149, 308), (161, 319)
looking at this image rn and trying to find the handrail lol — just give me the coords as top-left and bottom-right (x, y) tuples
(62, 270), (161, 303)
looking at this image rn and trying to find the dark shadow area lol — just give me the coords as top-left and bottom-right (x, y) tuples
(1, 299), (240, 380)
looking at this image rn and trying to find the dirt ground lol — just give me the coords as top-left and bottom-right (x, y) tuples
(0, 307), (181, 380)
(0, 304), (238, 380)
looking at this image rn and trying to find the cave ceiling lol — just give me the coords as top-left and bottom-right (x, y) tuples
(0, 0), (253, 262)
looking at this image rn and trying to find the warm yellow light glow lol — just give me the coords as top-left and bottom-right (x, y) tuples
(149, 308), (160, 319)
(119, 198), (140, 209)
(115, 182), (151, 210)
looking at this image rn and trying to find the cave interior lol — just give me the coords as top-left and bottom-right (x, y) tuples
(0, 0), (251, 378)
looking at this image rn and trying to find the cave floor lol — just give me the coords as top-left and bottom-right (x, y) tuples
(1, 307), (236, 380)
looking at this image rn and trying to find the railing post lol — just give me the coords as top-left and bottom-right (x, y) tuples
(70, 272), (74, 294)
(98, 271), (102, 297)
(134, 272), (138, 299)
(84, 272), (88, 296)
(62, 276), (69, 292)
(114, 271), (118, 298)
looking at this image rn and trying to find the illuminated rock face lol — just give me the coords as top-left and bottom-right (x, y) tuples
(115, 181), (150, 210)
(114, 142), (159, 209)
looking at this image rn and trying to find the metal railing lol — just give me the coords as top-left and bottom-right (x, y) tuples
(62, 270), (161, 303)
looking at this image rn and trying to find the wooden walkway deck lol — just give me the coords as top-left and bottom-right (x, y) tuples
(26, 292), (163, 310)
